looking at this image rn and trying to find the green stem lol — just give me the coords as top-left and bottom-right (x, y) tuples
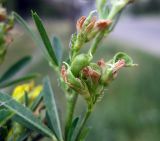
(65, 93), (78, 141)
(89, 30), (106, 55)
(75, 106), (92, 141)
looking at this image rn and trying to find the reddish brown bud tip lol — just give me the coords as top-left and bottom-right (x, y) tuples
(95, 19), (112, 30)
(82, 67), (100, 82)
(82, 67), (90, 77)
(112, 59), (125, 78)
(97, 59), (106, 68)
(86, 16), (96, 33)
(76, 16), (86, 32)
(61, 65), (67, 82)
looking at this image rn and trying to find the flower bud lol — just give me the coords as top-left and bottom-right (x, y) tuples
(76, 16), (86, 33)
(97, 58), (106, 68)
(95, 19), (112, 30)
(82, 63), (101, 83)
(100, 59), (126, 86)
(71, 53), (92, 76)
(87, 19), (112, 40)
(73, 11), (97, 51)
(83, 10), (97, 29)
(112, 59), (125, 78)
(61, 64), (91, 100)
(82, 67), (100, 83)
(85, 16), (96, 34)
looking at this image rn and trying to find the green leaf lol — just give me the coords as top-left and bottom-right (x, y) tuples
(0, 92), (57, 140)
(32, 11), (58, 66)
(43, 77), (63, 141)
(30, 91), (43, 111)
(24, 92), (29, 107)
(13, 12), (51, 63)
(0, 73), (39, 89)
(0, 109), (13, 126)
(0, 56), (31, 83)
(52, 36), (63, 66)
(67, 117), (79, 141)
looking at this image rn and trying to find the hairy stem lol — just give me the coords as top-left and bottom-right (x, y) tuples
(89, 30), (106, 55)
(75, 105), (92, 141)
(65, 92), (78, 141)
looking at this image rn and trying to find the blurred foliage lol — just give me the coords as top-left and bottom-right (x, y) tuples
(4, 0), (160, 18)
(131, 0), (160, 15)
(4, 0), (81, 19)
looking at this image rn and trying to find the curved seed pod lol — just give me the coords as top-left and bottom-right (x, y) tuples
(71, 53), (92, 76)
(113, 52), (137, 67)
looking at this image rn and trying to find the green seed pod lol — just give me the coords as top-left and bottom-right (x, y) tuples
(100, 67), (114, 86)
(66, 68), (91, 100)
(67, 68), (83, 89)
(71, 53), (92, 76)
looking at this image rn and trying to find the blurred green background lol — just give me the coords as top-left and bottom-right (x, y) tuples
(1, 0), (160, 141)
